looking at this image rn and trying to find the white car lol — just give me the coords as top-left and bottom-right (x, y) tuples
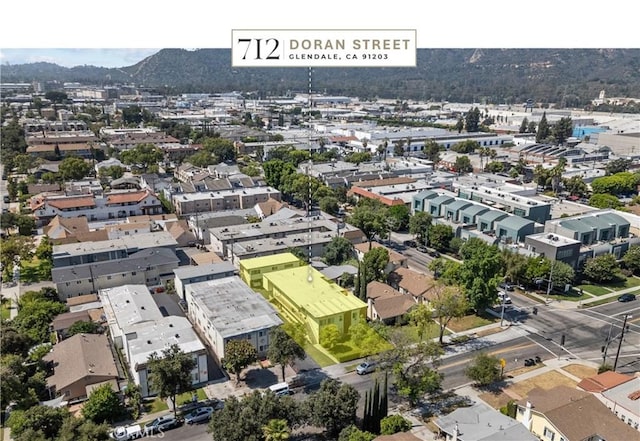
(110, 424), (142, 440)
(356, 361), (376, 375)
(184, 406), (214, 424)
(498, 292), (512, 304)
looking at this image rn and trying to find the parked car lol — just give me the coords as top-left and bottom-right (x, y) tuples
(618, 293), (636, 302)
(497, 292), (512, 304)
(143, 415), (180, 435)
(184, 406), (214, 424)
(356, 361), (377, 375)
(499, 282), (514, 292)
(403, 240), (417, 248)
(110, 424), (143, 440)
(428, 249), (440, 258)
(416, 245), (429, 253)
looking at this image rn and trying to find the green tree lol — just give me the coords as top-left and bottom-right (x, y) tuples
(338, 425), (376, 441)
(519, 117), (529, 133)
(409, 211), (432, 245)
(457, 238), (503, 311)
(591, 172), (640, 195)
(430, 285), (469, 345)
(262, 418), (290, 441)
(563, 175), (588, 197)
(588, 193), (623, 209)
(363, 247), (390, 283)
(267, 326), (306, 382)
(454, 117), (464, 134)
(81, 384), (125, 424)
(223, 339), (258, 385)
(583, 254), (621, 283)
(427, 224), (454, 252)
(392, 341), (444, 405)
(453, 155), (473, 173)
(605, 158), (632, 175)
(536, 112), (550, 143)
(386, 204), (410, 232)
(464, 107), (481, 132)
(451, 140), (479, 154)
(551, 117), (573, 145)
(35, 236), (53, 261)
(202, 137), (236, 162)
(465, 352), (501, 386)
(12, 296), (66, 343)
(56, 417), (110, 441)
(622, 245), (640, 275)
(120, 143), (164, 173)
(345, 152), (372, 164)
(320, 324), (341, 350)
(59, 156), (91, 180)
(7, 405), (69, 440)
(209, 391), (302, 441)
(323, 236), (354, 266)
(319, 196), (340, 215)
(423, 140), (441, 163)
(305, 379), (360, 437)
(348, 200), (389, 250)
(147, 344), (197, 418)
(380, 414), (412, 435)
(406, 303), (432, 341)
(66, 320), (101, 336)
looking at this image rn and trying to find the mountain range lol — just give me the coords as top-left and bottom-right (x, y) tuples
(2, 48), (640, 105)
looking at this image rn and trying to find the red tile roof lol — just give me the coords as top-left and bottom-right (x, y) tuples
(577, 371), (634, 392)
(47, 196), (96, 210)
(348, 186), (406, 206)
(106, 190), (154, 204)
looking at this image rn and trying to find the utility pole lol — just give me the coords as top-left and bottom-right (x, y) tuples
(602, 321), (615, 366)
(613, 314), (632, 371)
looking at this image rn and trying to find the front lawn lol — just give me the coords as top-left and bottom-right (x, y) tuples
(387, 323), (443, 344)
(447, 313), (498, 333)
(176, 388), (207, 406)
(144, 397), (169, 413)
(1, 298), (11, 320)
(576, 284), (611, 296)
(602, 276), (640, 291)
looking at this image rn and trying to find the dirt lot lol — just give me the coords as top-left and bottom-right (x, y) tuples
(480, 370), (579, 409)
(560, 364), (597, 379)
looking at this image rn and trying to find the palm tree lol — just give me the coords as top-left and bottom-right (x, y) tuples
(263, 419), (291, 441)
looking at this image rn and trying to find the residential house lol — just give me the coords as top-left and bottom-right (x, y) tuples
(515, 385), (639, 441)
(184, 276), (283, 363)
(578, 371), (640, 431)
(435, 402), (538, 441)
(43, 333), (120, 403)
(50, 310), (96, 342)
(387, 267), (437, 304)
(366, 281), (416, 324)
(354, 242), (408, 274)
(239, 253), (306, 290)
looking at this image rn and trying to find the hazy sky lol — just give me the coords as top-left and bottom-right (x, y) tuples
(0, 49), (161, 68)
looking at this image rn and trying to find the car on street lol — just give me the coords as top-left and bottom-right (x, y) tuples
(498, 292), (512, 304)
(403, 240), (417, 248)
(617, 293), (636, 302)
(143, 415), (180, 435)
(356, 361), (377, 375)
(428, 249), (440, 258)
(184, 406), (214, 424)
(499, 282), (514, 291)
(110, 424), (142, 440)
(416, 245), (429, 253)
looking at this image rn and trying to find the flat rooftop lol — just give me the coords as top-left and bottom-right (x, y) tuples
(263, 266), (366, 318)
(239, 253), (302, 271)
(186, 276), (282, 338)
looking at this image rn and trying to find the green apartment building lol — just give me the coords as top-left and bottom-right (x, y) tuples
(241, 254), (367, 344)
(239, 253), (305, 289)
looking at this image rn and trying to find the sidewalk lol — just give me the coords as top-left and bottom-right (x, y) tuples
(524, 285), (632, 310)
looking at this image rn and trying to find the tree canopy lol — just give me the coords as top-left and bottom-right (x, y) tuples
(147, 344), (197, 418)
(267, 326), (306, 382)
(223, 339), (258, 385)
